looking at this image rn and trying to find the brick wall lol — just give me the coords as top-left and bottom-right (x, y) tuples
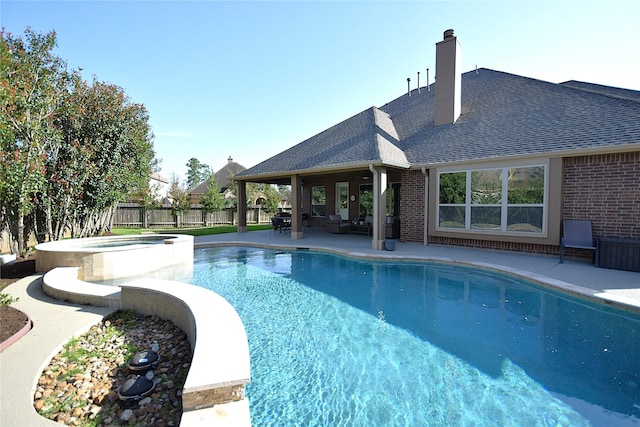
(399, 151), (640, 257)
(563, 151), (640, 240)
(400, 170), (425, 242)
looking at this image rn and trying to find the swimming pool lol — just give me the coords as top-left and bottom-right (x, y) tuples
(182, 246), (639, 426)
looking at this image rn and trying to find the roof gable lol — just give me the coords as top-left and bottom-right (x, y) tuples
(241, 107), (407, 177)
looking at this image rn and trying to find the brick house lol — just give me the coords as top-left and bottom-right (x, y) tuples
(188, 157), (246, 206)
(234, 30), (640, 259)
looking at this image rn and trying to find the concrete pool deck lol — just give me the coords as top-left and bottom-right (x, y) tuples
(2, 228), (639, 426)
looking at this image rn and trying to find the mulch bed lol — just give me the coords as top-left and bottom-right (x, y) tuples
(0, 256), (36, 347)
(0, 304), (29, 342)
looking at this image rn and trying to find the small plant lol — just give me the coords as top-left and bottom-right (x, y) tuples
(0, 293), (19, 305)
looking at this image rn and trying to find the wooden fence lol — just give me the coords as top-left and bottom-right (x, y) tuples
(112, 206), (274, 228)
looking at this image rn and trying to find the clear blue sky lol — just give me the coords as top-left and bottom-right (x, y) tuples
(3, 1), (639, 183)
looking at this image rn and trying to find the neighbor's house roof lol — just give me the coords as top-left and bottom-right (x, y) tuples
(236, 68), (640, 181)
(189, 160), (246, 195)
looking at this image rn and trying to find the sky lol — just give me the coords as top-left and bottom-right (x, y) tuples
(2, 1), (639, 184)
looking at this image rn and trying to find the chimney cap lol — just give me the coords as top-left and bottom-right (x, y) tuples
(443, 29), (455, 39)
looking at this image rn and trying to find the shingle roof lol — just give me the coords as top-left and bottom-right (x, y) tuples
(189, 161), (246, 194)
(237, 68), (640, 180)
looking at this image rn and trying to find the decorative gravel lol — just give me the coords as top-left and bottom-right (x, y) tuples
(33, 310), (192, 426)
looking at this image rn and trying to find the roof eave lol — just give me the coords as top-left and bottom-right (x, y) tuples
(235, 160), (411, 182)
(409, 142), (640, 170)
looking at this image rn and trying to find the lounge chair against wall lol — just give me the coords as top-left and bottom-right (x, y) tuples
(560, 219), (598, 264)
(327, 215), (350, 234)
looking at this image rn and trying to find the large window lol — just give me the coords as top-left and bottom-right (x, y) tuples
(438, 165), (545, 233)
(311, 186), (326, 217)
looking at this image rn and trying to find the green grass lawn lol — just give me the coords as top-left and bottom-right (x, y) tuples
(111, 224), (273, 236)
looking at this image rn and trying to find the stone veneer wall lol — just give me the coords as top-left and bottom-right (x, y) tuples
(399, 151), (640, 257)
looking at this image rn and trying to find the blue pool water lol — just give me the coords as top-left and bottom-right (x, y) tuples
(181, 246), (640, 426)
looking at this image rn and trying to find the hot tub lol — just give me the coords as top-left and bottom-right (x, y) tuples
(36, 234), (194, 281)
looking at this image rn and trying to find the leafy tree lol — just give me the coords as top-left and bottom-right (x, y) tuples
(0, 28), (67, 255)
(169, 174), (189, 226)
(199, 176), (225, 213)
(45, 74), (155, 238)
(1, 28), (157, 250)
(251, 183), (280, 214)
(185, 158), (211, 189)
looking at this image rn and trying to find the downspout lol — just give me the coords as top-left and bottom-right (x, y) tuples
(422, 167), (429, 246)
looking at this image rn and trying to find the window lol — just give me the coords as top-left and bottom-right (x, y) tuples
(359, 184), (373, 217)
(438, 166), (545, 233)
(311, 186), (326, 217)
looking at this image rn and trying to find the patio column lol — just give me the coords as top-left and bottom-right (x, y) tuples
(291, 174), (303, 240)
(371, 166), (387, 250)
(237, 180), (247, 232)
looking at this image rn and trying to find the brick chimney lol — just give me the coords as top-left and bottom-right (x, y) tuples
(434, 29), (462, 126)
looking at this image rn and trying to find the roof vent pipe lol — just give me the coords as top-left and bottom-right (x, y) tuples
(407, 77), (411, 96)
(417, 71), (420, 94)
(426, 68), (430, 91)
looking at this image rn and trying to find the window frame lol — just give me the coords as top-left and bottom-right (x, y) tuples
(436, 163), (547, 236)
(311, 185), (326, 217)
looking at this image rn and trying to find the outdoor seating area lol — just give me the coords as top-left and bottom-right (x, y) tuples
(271, 212), (291, 233)
(326, 214), (400, 238)
(326, 215), (351, 234)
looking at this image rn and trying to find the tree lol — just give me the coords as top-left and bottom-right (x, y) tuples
(251, 183), (280, 214)
(169, 174), (189, 227)
(1, 28), (157, 251)
(185, 158), (211, 189)
(199, 176), (225, 213)
(47, 76), (155, 238)
(0, 28), (67, 255)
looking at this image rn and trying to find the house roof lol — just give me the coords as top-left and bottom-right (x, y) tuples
(189, 160), (246, 195)
(214, 161), (245, 190)
(236, 68), (640, 181)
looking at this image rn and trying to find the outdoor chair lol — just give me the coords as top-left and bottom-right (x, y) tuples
(327, 215), (350, 234)
(560, 219), (598, 264)
(271, 216), (291, 233)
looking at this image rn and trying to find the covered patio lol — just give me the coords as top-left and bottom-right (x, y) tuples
(234, 165), (406, 250)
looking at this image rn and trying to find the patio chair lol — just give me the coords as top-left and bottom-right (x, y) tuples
(327, 215), (350, 234)
(271, 216), (291, 233)
(560, 219), (598, 264)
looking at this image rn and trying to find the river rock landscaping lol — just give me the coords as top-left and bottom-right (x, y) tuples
(33, 310), (191, 426)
